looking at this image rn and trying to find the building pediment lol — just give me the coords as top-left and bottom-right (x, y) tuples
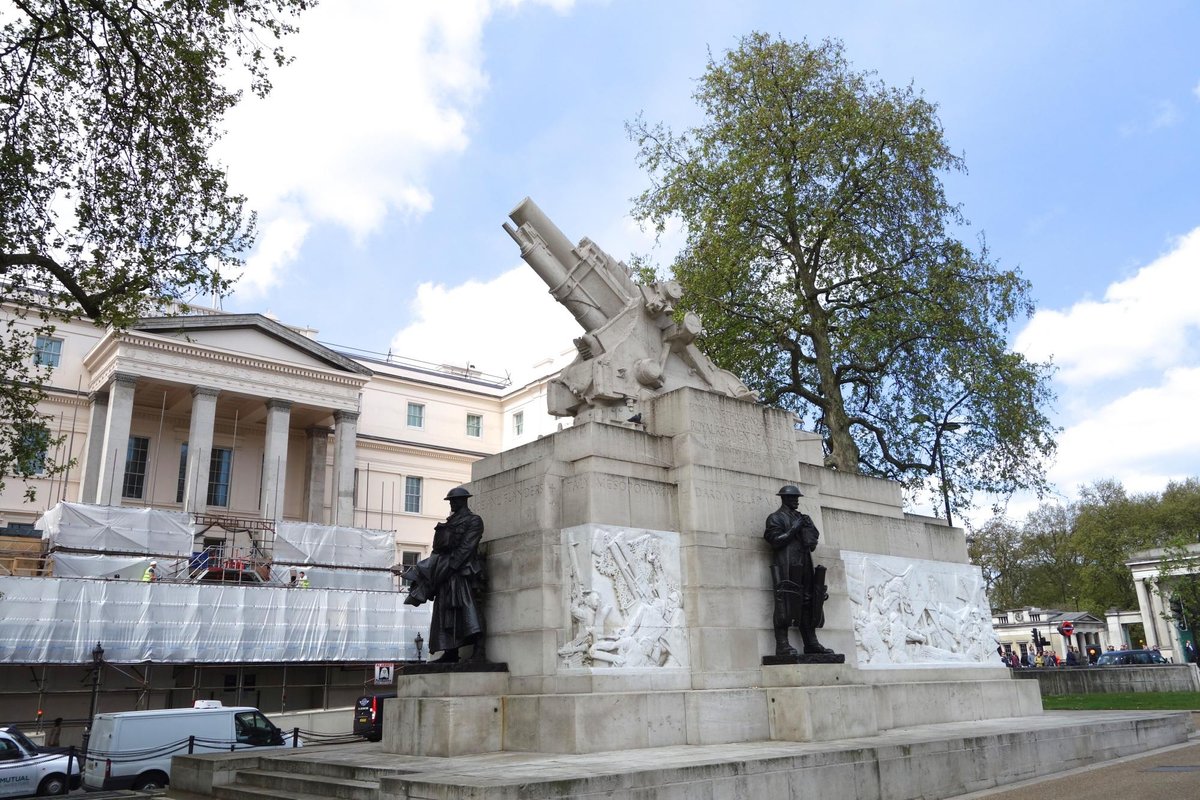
(83, 314), (370, 412)
(133, 314), (371, 376)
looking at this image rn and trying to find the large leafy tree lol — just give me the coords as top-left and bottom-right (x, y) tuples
(966, 518), (1026, 609)
(630, 34), (1056, 519)
(0, 0), (312, 489)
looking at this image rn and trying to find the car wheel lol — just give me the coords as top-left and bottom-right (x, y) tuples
(132, 771), (169, 790)
(36, 773), (67, 796)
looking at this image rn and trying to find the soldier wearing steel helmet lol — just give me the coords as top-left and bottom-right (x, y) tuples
(403, 485), (487, 663)
(764, 484), (833, 657)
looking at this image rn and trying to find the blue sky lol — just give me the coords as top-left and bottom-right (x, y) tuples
(214, 0), (1200, 522)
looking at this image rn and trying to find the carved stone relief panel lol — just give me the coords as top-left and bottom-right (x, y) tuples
(842, 550), (999, 668)
(558, 523), (688, 671)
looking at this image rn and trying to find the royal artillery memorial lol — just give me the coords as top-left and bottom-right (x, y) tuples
(173, 200), (1191, 799)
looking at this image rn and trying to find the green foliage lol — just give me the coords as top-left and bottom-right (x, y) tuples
(1041, 692), (1200, 711)
(1149, 478), (1200, 627)
(0, 312), (61, 496)
(967, 518), (1025, 609)
(969, 479), (1200, 616)
(628, 33), (1057, 519)
(1018, 502), (1081, 610)
(0, 0), (312, 495)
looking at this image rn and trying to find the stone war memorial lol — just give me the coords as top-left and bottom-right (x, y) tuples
(174, 200), (1191, 799)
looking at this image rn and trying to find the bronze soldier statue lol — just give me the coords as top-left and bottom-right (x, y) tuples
(764, 484), (833, 657)
(403, 486), (487, 663)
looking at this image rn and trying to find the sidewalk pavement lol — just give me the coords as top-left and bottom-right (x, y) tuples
(950, 737), (1200, 799)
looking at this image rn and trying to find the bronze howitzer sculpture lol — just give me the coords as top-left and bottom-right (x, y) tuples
(503, 198), (756, 427)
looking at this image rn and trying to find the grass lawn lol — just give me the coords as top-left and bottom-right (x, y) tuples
(1041, 692), (1200, 710)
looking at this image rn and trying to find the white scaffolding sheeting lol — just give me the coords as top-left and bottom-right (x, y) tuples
(49, 553), (162, 580)
(39, 503), (193, 555)
(37, 503), (398, 573)
(0, 576), (430, 664)
(274, 522), (394, 569)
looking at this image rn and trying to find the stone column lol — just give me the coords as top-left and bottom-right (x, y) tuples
(95, 374), (137, 506)
(302, 426), (330, 524)
(260, 399), (292, 521)
(183, 386), (221, 515)
(331, 409), (359, 526)
(1135, 578), (1160, 649)
(1147, 581), (1172, 654)
(79, 390), (109, 504)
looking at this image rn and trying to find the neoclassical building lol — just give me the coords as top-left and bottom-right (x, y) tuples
(2, 307), (562, 567)
(0, 305), (565, 737)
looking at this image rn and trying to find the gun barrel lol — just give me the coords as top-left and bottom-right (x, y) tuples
(505, 197), (621, 332)
(509, 197), (578, 270)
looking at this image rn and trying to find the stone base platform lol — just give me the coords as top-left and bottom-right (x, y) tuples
(379, 666), (1044, 757)
(170, 711), (1192, 800)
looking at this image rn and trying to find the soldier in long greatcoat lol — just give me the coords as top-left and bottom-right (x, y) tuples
(764, 484), (833, 657)
(404, 486), (487, 662)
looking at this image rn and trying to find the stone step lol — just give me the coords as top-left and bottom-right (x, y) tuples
(219, 768), (379, 800)
(212, 785), (345, 800)
(256, 754), (399, 784)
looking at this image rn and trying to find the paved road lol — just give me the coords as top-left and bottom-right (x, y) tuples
(950, 739), (1200, 800)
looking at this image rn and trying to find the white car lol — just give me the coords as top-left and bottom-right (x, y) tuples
(0, 726), (79, 797)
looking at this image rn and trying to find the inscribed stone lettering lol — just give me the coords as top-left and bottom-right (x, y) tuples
(558, 524), (688, 670)
(842, 551), (998, 667)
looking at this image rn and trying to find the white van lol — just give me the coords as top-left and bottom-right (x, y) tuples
(81, 701), (296, 791)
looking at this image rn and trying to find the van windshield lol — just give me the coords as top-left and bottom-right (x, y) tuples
(234, 711), (281, 746)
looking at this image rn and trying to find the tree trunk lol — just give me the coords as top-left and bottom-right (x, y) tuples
(808, 301), (860, 472)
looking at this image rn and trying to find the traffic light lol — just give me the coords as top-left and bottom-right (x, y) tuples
(1170, 596), (1188, 631)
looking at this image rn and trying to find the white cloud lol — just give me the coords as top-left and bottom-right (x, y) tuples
(1015, 227), (1200, 385)
(220, 0), (573, 295)
(1049, 366), (1200, 495)
(1150, 100), (1180, 130)
(389, 265), (581, 385)
(1193, 80), (1200, 101)
(238, 210), (310, 295)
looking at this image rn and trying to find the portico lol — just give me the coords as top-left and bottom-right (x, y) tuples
(78, 314), (371, 524)
(1127, 544), (1200, 663)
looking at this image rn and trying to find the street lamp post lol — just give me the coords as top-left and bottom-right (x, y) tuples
(82, 642), (104, 755)
(414, 632), (424, 664)
(933, 422), (963, 527)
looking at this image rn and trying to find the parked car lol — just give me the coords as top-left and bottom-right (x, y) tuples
(353, 693), (396, 742)
(81, 701), (296, 791)
(1095, 648), (1169, 666)
(0, 725), (80, 797)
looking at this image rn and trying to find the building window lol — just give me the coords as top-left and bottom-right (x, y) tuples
(176, 443), (188, 503)
(33, 335), (62, 367)
(404, 476), (422, 514)
(399, 550), (421, 588)
(513, 411), (524, 436)
(466, 414), (482, 437)
(207, 447), (233, 507)
(1030, 613), (1040, 621)
(122, 436), (150, 499)
(407, 402), (425, 429)
(16, 423), (50, 475)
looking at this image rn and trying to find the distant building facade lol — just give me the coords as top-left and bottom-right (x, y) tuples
(991, 607), (1111, 663)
